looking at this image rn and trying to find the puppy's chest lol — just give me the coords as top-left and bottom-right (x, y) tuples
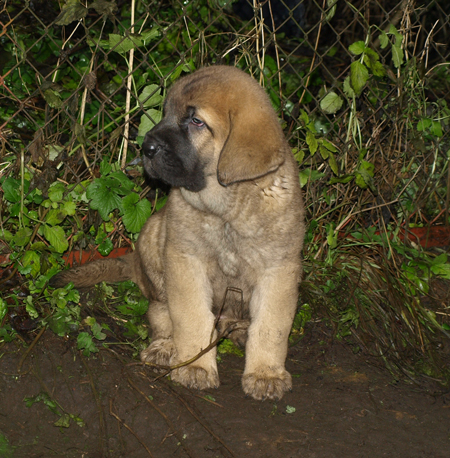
(201, 220), (260, 278)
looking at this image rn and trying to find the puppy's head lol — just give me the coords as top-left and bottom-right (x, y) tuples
(141, 66), (287, 191)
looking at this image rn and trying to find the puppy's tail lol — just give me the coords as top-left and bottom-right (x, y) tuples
(49, 252), (137, 288)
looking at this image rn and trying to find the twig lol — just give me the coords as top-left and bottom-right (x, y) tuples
(160, 381), (235, 457)
(109, 399), (155, 457)
(121, 0), (136, 169)
(17, 325), (47, 374)
(81, 354), (108, 457)
(127, 376), (196, 458)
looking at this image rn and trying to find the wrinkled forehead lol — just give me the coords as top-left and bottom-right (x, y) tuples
(163, 72), (237, 120)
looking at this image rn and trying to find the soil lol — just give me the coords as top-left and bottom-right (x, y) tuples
(1, 318), (449, 458)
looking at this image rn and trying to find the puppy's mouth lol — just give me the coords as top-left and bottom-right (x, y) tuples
(142, 143), (207, 193)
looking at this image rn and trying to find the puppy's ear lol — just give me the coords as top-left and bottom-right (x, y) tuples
(217, 109), (286, 186)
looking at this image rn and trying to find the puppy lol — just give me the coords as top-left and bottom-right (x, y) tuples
(51, 66), (305, 400)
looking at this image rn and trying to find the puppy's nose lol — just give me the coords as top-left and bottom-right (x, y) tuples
(142, 138), (162, 159)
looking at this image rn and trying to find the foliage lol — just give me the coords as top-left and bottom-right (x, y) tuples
(0, 0), (449, 382)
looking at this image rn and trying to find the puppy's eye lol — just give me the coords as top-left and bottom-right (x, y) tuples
(191, 117), (205, 127)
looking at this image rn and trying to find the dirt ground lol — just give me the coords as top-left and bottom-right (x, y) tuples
(1, 319), (449, 458)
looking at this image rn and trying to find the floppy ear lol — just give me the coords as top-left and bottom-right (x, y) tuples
(217, 110), (286, 186)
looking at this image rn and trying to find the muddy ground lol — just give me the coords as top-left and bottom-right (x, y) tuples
(1, 318), (449, 458)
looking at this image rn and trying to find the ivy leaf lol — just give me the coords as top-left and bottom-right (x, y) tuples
(320, 92), (343, 114)
(350, 61), (369, 95)
(121, 193), (152, 233)
(55, 0), (88, 26)
(98, 237), (113, 256)
(87, 178), (124, 221)
(43, 225), (69, 253)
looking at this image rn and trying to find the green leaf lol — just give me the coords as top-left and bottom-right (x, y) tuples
(98, 237), (113, 256)
(90, 0), (118, 16)
(431, 121), (443, 137)
(325, 0), (337, 21)
(286, 405), (296, 414)
(370, 60), (386, 77)
(26, 296), (39, 319)
(48, 182), (66, 202)
(43, 89), (63, 109)
(320, 92), (343, 114)
(13, 227), (33, 247)
(329, 174), (354, 185)
(379, 31), (389, 49)
(327, 152), (339, 175)
(299, 109), (310, 126)
(2, 177), (21, 203)
(350, 61), (369, 95)
(91, 322), (107, 341)
(22, 251), (41, 277)
(348, 41), (366, 56)
(322, 139), (338, 153)
(43, 225), (69, 253)
(391, 45), (404, 68)
(139, 84), (163, 108)
(54, 414), (71, 428)
(121, 193), (152, 233)
(100, 158), (112, 176)
(55, 0), (88, 26)
(87, 178), (123, 221)
(45, 208), (66, 226)
(343, 76), (355, 98)
(63, 200), (76, 216)
(140, 28), (160, 45)
(355, 160), (375, 191)
(109, 33), (142, 53)
(319, 145), (329, 160)
(299, 169), (325, 188)
(0, 298), (7, 321)
(306, 131), (318, 155)
(77, 332), (98, 355)
(138, 109), (162, 136)
(0, 432), (14, 458)
(417, 118), (432, 132)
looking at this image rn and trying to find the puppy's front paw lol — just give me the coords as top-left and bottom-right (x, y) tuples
(242, 368), (292, 400)
(140, 338), (176, 370)
(171, 365), (220, 391)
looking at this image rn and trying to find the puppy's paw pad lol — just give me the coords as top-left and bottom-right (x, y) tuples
(140, 338), (176, 370)
(172, 365), (219, 391)
(242, 369), (292, 401)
